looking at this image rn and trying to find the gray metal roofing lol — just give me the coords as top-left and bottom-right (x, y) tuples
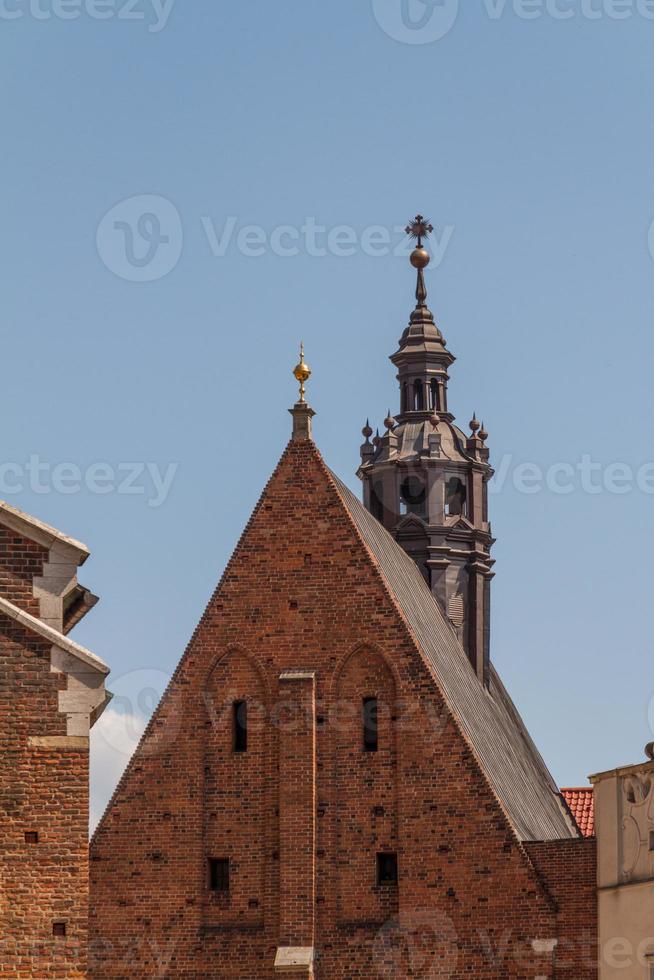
(330, 471), (578, 843)
(392, 419), (470, 462)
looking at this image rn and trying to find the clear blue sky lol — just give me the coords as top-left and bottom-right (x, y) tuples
(2, 0), (654, 824)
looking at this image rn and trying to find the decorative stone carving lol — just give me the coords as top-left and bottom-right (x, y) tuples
(621, 773), (654, 883)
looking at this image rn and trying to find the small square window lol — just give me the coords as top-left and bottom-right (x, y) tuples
(209, 858), (230, 893)
(24, 831), (39, 844)
(52, 922), (66, 938)
(377, 852), (398, 886)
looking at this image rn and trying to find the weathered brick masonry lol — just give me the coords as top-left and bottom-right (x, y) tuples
(90, 439), (597, 978)
(526, 839), (598, 979)
(0, 513), (109, 978)
(0, 531), (88, 976)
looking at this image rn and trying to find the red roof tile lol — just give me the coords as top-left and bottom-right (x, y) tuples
(562, 787), (594, 837)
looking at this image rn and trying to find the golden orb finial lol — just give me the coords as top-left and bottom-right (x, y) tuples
(293, 342), (311, 403)
(410, 247), (431, 270)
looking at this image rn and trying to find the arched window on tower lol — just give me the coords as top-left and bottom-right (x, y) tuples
(430, 379), (440, 412)
(413, 380), (424, 411)
(401, 383), (408, 415)
(445, 477), (467, 517)
(400, 475), (426, 517)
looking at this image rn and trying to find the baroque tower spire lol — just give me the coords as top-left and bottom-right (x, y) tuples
(358, 216), (495, 684)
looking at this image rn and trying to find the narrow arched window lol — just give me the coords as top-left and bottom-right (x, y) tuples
(363, 697), (378, 752)
(431, 380), (439, 412)
(233, 700), (247, 752)
(401, 383), (408, 414)
(413, 380), (424, 411)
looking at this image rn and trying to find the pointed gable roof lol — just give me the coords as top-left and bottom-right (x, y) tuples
(326, 468), (577, 842)
(95, 436), (576, 844)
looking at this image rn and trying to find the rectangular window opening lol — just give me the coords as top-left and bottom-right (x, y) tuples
(363, 697), (378, 753)
(377, 852), (398, 886)
(24, 831), (39, 844)
(209, 858), (230, 893)
(445, 476), (467, 518)
(233, 700), (247, 753)
(650, 831), (654, 852)
(52, 922), (67, 938)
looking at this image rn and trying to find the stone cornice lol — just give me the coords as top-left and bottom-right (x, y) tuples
(0, 593), (108, 675)
(0, 498), (90, 565)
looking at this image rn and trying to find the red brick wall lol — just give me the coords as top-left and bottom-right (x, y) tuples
(89, 440), (579, 978)
(0, 612), (89, 978)
(203, 649), (270, 932)
(525, 838), (598, 979)
(0, 526), (47, 615)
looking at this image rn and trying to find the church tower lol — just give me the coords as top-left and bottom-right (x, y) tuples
(358, 216), (495, 684)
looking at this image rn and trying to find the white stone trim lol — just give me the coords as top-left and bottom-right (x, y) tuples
(532, 938), (558, 955)
(32, 540), (80, 631)
(0, 594), (108, 675)
(51, 647), (111, 736)
(28, 736), (90, 750)
(0, 499), (89, 564)
(274, 947), (314, 973)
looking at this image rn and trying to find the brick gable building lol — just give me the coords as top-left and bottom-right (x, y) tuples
(88, 223), (599, 978)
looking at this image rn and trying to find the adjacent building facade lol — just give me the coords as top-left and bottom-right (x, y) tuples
(0, 501), (109, 977)
(592, 756), (654, 978)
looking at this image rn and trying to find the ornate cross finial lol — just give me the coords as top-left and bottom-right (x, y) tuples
(293, 342), (311, 403)
(405, 214), (434, 249)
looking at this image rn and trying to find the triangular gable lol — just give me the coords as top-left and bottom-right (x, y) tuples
(94, 438), (574, 844)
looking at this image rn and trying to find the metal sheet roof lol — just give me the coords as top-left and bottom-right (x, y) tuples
(330, 471), (578, 843)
